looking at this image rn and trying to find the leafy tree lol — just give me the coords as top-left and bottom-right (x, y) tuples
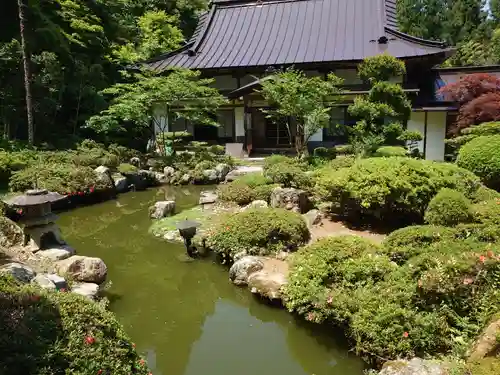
(260, 70), (343, 156)
(86, 69), (226, 153)
(397, 0), (449, 41)
(347, 55), (413, 157)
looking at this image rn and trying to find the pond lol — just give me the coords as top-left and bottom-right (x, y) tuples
(57, 187), (366, 375)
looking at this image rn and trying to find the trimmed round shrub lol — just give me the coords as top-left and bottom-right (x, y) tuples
(217, 173), (277, 205)
(263, 155), (298, 170)
(234, 172), (270, 188)
(457, 135), (500, 190)
(374, 146), (408, 157)
(313, 147), (337, 160)
(315, 157), (481, 224)
(472, 199), (500, 226)
(9, 164), (111, 194)
(472, 185), (500, 203)
(264, 163), (311, 189)
(0, 275), (151, 375)
(206, 208), (310, 258)
(334, 144), (354, 155)
(424, 188), (472, 227)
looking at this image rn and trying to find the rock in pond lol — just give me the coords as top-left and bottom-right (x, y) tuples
(379, 358), (448, 375)
(155, 172), (168, 184)
(56, 255), (107, 284)
(164, 166), (175, 177)
(94, 165), (113, 186)
(31, 274), (56, 290)
(248, 270), (287, 300)
(38, 245), (76, 261)
(270, 187), (309, 214)
(180, 173), (192, 185)
(215, 163), (231, 180)
(202, 169), (219, 183)
(149, 201), (176, 219)
(0, 263), (35, 283)
(72, 282), (100, 300)
(229, 256), (264, 286)
(242, 200), (268, 211)
(114, 174), (129, 193)
(199, 191), (218, 205)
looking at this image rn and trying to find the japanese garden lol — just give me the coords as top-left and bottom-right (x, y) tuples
(2, 1), (500, 375)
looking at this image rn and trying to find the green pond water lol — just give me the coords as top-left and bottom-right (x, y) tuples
(57, 187), (366, 375)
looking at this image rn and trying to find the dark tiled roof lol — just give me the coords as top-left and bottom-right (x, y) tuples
(145, 0), (448, 72)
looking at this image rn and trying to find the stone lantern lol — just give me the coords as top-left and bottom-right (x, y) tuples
(3, 189), (67, 251)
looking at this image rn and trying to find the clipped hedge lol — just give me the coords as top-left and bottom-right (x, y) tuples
(9, 163), (111, 194)
(206, 208), (310, 258)
(315, 157), (481, 224)
(424, 188), (472, 227)
(218, 173), (277, 205)
(0, 275), (150, 375)
(472, 199), (500, 226)
(374, 146), (408, 157)
(457, 135), (500, 190)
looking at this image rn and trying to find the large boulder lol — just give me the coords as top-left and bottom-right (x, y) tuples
(180, 173), (192, 185)
(215, 163), (231, 180)
(241, 200), (268, 211)
(379, 359), (447, 375)
(303, 209), (322, 227)
(72, 282), (100, 300)
(0, 263), (35, 283)
(38, 245), (76, 261)
(270, 187), (309, 213)
(149, 201), (176, 219)
(229, 256), (264, 286)
(94, 165), (113, 187)
(199, 191), (218, 205)
(247, 270), (287, 300)
(55, 256), (107, 284)
(31, 274), (56, 290)
(164, 166), (175, 177)
(154, 172), (168, 184)
(46, 273), (67, 290)
(468, 318), (500, 362)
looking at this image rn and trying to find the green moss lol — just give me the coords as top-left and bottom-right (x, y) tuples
(149, 207), (211, 236)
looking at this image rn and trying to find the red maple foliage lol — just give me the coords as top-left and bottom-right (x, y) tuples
(439, 73), (500, 104)
(439, 73), (500, 134)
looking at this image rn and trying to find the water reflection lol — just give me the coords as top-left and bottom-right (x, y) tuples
(57, 187), (365, 375)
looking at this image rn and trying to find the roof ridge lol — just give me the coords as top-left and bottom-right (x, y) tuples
(385, 27), (447, 48)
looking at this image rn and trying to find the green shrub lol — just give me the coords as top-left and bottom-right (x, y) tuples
(313, 147), (337, 160)
(457, 135), (500, 190)
(264, 163), (311, 189)
(253, 184), (279, 202)
(233, 172), (270, 188)
(263, 155), (297, 170)
(217, 182), (256, 205)
(206, 208), (310, 258)
(424, 188), (472, 227)
(374, 146), (408, 157)
(0, 275), (151, 375)
(472, 199), (500, 226)
(315, 157), (481, 223)
(334, 144), (354, 155)
(472, 185), (500, 203)
(9, 164), (110, 194)
(117, 163), (138, 175)
(208, 145), (225, 155)
(384, 225), (456, 250)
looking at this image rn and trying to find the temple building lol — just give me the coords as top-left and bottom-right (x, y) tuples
(144, 0), (455, 160)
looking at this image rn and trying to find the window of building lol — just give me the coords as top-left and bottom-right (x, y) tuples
(216, 109), (235, 139)
(323, 107), (356, 142)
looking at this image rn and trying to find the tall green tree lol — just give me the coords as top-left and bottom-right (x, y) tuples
(260, 70), (344, 156)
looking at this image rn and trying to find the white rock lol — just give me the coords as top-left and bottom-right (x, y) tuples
(379, 358), (447, 375)
(215, 163), (231, 180)
(199, 191), (218, 205)
(149, 201), (176, 219)
(242, 200), (268, 211)
(38, 246), (76, 261)
(303, 209), (323, 227)
(31, 274), (56, 290)
(229, 256), (264, 286)
(94, 165), (110, 175)
(72, 282), (100, 300)
(164, 166), (175, 177)
(56, 256), (107, 284)
(154, 172), (168, 184)
(46, 274), (68, 290)
(202, 169), (218, 183)
(0, 263), (35, 283)
(247, 270), (287, 300)
(270, 187), (309, 213)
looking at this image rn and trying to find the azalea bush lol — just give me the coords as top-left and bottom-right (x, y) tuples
(424, 188), (472, 227)
(0, 275), (151, 375)
(218, 173), (277, 205)
(205, 208), (310, 258)
(284, 231), (500, 361)
(457, 135), (500, 190)
(472, 199), (500, 226)
(315, 157), (481, 224)
(9, 164), (112, 194)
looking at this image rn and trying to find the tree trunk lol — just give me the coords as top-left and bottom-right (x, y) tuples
(17, 0), (34, 145)
(295, 125), (307, 157)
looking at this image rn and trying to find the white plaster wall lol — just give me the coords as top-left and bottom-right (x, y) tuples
(309, 128), (323, 142)
(407, 112), (425, 154)
(234, 107), (245, 137)
(407, 111), (446, 161)
(426, 112), (446, 161)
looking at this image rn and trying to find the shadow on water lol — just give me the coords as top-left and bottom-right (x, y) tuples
(57, 186), (366, 375)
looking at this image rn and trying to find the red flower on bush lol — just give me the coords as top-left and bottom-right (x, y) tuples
(132, 342), (136, 348)
(97, 370), (103, 375)
(139, 359), (145, 366)
(479, 255), (486, 263)
(31, 295), (40, 302)
(60, 288), (67, 293)
(90, 187), (95, 193)
(403, 332), (409, 338)
(85, 336), (95, 345)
